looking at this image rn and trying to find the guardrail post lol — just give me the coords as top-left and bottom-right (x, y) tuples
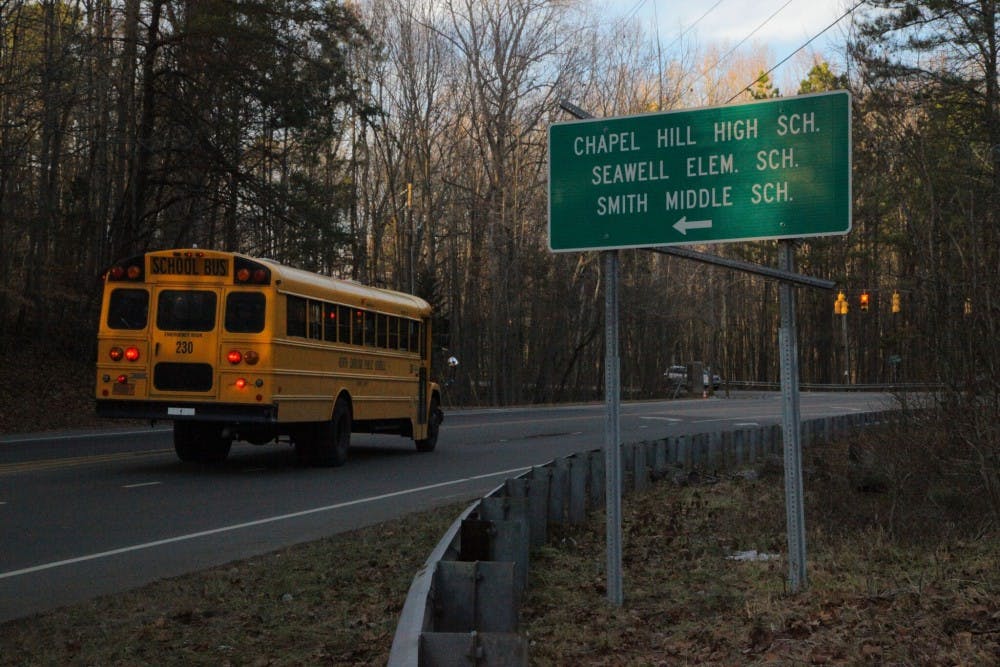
(505, 478), (547, 548)
(632, 443), (649, 492)
(420, 632), (528, 666)
(568, 454), (588, 524)
(770, 424), (783, 455)
(588, 450), (604, 510)
(665, 435), (678, 466)
(729, 430), (741, 467)
(677, 434), (691, 469)
(476, 497), (530, 590)
(433, 561), (519, 633)
(693, 433), (709, 468)
(652, 438), (668, 479)
(548, 460), (568, 524)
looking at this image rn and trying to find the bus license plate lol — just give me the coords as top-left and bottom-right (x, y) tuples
(168, 407), (196, 416)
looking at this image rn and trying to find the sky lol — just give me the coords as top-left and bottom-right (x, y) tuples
(603, 0), (857, 91)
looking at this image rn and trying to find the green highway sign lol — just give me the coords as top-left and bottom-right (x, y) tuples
(548, 91), (851, 252)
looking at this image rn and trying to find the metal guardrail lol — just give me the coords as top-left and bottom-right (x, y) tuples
(388, 410), (898, 666)
(723, 381), (941, 392)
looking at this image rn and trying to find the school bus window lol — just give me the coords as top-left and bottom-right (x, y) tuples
(286, 295), (306, 337)
(407, 320), (420, 353)
(308, 301), (323, 340)
(364, 310), (376, 346)
(225, 292), (265, 333)
(338, 304), (351, 343)
(157, 290), (216, 332)
(108, 288), (149, 330)
(388, 316), (400, 350)
(351, 309), (365, 346)
(376, 314), (388, 348)
(323, 303), (338, 342)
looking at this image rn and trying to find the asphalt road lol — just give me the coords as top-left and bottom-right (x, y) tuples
(0, 392), (895, 622)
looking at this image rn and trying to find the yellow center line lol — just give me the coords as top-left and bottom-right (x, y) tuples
(0, 449), (173, 476)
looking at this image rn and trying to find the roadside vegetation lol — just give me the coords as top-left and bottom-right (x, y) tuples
(523, 409), (1000, 664)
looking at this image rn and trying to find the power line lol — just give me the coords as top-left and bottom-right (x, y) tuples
(711, 0), (798, 73)
(681, 0), (798, 98)
(661, 0), (727, 54)
(726, 0), (869, 103)
(623, 0), (651, 23)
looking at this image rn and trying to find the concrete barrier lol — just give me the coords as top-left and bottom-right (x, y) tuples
(389, 410), (897, 666)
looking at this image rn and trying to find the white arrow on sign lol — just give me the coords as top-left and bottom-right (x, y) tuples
(673, 216), (713, 235)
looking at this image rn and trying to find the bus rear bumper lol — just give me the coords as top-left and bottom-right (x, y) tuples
(96, 400), (277, 423)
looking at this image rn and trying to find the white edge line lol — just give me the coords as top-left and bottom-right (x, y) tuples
(0, 466), (531, 581)
(1, 428), (172, 445)
(122, 482), (162, 489)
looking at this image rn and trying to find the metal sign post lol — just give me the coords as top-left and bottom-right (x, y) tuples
(560, 102), (624, 607)
(778, 240), (807, 591)
(603, 250), (623, 606)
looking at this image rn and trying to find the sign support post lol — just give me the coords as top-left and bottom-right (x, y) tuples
(561, 101), (625, 606)
(778, 240), (807, 591)
(603, 250), (623, 606)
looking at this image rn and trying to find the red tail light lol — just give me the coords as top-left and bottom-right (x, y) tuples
(116, 374), (128, 384)
(109, 347), (124, 361)
(124, 347), (140, 362)
(244, 350), (259, 365)
(227, 350), (243, 364)
(235, 378), (247, 390)
(106, 255), (144, 282)
(234, 257), (271, 285)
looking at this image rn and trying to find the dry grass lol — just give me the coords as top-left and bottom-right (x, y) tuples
(0, 503), (463, 666)
(522, 432), (1000, 665)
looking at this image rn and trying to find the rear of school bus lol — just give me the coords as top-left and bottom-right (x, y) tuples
(96, 248), (441, 465)
(96, 249), (279, 463)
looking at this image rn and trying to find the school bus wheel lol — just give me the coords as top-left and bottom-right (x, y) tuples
(416, 396), (442, 453)
(299, 397), (351, 467)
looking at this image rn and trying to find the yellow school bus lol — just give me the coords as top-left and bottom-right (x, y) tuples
(96, 248), (442, 465)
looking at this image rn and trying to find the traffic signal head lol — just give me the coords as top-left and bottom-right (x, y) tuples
(835, 291), (847, 315)
(892, 291), (901, 313)
(859, 291), (870, 311)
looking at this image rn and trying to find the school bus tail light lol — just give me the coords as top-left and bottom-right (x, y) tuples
(124, 346), (140, 362)
(235, 378), (248, 390)
(106, 255), (145, 282)
(234, 257), (271, 285)
(226, 349), (260, 365)
(109, 346), (124, 361)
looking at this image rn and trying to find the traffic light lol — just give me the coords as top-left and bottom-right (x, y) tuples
(834, 291), (848, 315)
(859, 291), (870, 312)
(892, 291), (901, 314)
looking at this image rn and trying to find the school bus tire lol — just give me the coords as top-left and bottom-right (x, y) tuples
(415, 396), (442, 453)
(303, 397), (351, 467)
(173, 422), (232, 463)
